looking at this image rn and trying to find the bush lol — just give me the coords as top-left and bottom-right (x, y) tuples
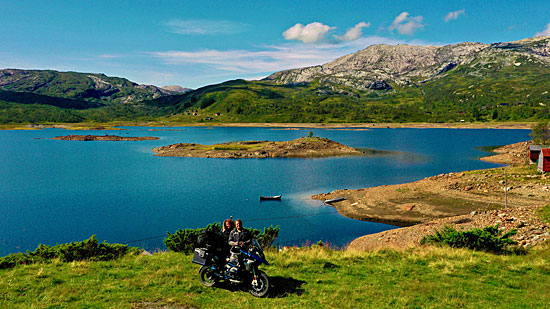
(164, 223), (221, 253)
(420, 225), (519, 254)
(164, 223), (280, 253)
(250, 225), (280, 248)
(0, 235), (136, 269)
(529, 120), (550, 145)
(48, 235), (134, 262)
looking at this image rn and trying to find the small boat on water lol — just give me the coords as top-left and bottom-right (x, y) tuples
(324, 197), (346, 204)
(260, 195), (282, 200)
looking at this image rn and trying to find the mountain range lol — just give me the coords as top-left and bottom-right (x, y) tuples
(265, 37), (550, 90)
(1, 36), (550, 124)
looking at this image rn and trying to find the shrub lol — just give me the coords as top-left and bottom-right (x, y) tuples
(164, 223), (221, 253)
(164, 223), (280, 253)
(250, 225), (280, 248)
(0, 235), (136, 269)
(529, 120), (550, 145)
(47, 235), (134, 262)
(420, 225), (519, 254)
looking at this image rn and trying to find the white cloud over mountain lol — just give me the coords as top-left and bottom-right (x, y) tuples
(147, 36), (422, 75)
(283, 22), (335, 43)
(444, 9), (465, 22)
(389, 12), (424, 35)
(283, 21), (372, 44)
(535, 23), (550, 37)
(334, 22), (371, 42)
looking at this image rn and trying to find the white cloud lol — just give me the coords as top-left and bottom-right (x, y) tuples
(389, 12), (424, 35)
(283, 22), (335, 43)
(444, 9), (465, 22)
(97, 54), (123, 59)
(164, 19), (248, 35)
(146, 35), (431, 76)
(535, 23), (550, 37)
(334, 22), (371, 42)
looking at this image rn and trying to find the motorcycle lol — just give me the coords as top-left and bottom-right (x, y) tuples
(192, 238), (270, 297)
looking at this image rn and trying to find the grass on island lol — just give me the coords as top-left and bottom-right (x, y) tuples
(1, 243), (549, 308)
(177, 137), (329, 152)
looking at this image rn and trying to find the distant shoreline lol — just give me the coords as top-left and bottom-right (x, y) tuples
(52, 134), (159, 141)
(0, 121), (533, 131)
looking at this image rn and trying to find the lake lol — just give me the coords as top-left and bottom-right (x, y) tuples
(0, 126), (529, 255)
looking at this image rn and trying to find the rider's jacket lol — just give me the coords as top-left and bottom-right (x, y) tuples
(228, 228), (251, 246)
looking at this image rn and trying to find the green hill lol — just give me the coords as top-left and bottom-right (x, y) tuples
(2, 37), (550, 124)
(2, 245), (549, 308)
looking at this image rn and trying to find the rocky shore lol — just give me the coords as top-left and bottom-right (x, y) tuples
(153, 137), (363, 158)
(311, 141), (550, 250)
(347, 206), (550, 251)
(52, 135), (159, 141)
(313, 142), (548, 224)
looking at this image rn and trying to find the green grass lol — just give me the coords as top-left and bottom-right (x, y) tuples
(1, 244), (549, 308)
(537, 205), (550, 223)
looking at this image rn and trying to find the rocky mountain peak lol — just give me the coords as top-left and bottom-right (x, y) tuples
(265, 36), (550, 90)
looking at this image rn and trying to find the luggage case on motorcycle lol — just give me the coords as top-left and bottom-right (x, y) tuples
(192, 248), (208, 265)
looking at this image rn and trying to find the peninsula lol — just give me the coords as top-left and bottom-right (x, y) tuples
(52, 134), (159, 141)
(153, 136), (363, 158)
(313, 141), (550, 225)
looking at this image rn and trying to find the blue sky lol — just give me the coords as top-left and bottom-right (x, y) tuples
(1, 0), (550, 89)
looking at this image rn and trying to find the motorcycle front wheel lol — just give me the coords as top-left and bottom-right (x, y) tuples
(199, 266), (218, 287)
(249, 270), (269, 298)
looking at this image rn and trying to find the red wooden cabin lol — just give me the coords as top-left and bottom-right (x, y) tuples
(529, 145), (542, 164)
(538, 148), (550, 172)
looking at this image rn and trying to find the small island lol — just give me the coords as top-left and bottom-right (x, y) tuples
(153, 136), (364, 158)
(52, 134), (159, 141)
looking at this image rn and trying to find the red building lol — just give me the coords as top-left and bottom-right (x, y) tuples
(538, 148), (550, 172)
(529, 145), (542, 164)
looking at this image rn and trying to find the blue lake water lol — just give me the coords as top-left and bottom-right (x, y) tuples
(0, 126), (529, 255)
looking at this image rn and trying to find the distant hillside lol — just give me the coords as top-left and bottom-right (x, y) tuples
(149, 37), (550, 123)
(0, 69), (188, 123)
(2, 37), (550, 124)
(0, 69), (180, 105)
(161, 85), (192, 93)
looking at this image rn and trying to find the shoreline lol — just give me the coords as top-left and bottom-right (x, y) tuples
(0, 121), (533, 131)
(313, 141), (549, 227)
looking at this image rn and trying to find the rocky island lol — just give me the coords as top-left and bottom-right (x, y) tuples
(153, 136), (364, 158)
(52, 134), (159, 141)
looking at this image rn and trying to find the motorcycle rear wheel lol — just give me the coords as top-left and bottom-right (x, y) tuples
(249, 270), (269, 298)
(199, 266), (218, 287)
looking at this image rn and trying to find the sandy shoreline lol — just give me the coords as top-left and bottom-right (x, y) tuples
(312, 141), (549, 226)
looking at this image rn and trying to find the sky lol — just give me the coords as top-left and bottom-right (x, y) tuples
(1, 0), (550, 89)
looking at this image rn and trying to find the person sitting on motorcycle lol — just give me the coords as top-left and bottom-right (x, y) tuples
(227, 219), (250, 266)
(220, 218), (235, 258)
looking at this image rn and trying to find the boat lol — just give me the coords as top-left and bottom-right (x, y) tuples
(260, 195), (282, 200)
(323, 197), (346, 204)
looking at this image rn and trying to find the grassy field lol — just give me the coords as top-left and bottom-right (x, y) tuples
(1, 244), (549, 308)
